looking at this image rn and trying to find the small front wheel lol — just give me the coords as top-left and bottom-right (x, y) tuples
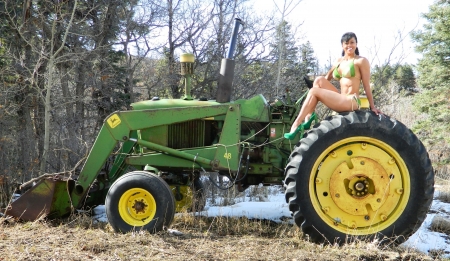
(105, 171), (175, 233)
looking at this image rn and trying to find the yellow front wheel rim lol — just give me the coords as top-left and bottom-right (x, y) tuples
(309, 137), (410, 235)
(118, 188), (157, 226)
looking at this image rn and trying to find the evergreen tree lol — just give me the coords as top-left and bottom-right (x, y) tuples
(371, 63), (416, 93)
(271, 20), (299, 65)
(394, 64), (416, 92)
(411, 0), (450, 148)
(298, 41), (318, 78)
(269, 20), (317, 100)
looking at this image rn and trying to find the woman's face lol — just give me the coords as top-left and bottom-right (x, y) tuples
(342, 37), (357, 55)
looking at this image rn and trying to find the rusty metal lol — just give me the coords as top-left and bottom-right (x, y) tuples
(5, 177), (73, 221)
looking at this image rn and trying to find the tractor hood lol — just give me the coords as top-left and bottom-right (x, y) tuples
(131, 94), (270, 122)
(131, 99), (221, 110)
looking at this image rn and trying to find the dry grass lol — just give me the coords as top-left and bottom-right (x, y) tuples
(435, 183), (450, 203)
(430, 215), (450, 234)
(0, 212), (434, 261)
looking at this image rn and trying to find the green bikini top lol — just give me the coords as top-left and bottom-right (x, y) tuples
(333, 59), (355, 80)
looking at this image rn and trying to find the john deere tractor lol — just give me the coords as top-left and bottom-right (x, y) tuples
(5, 18), (434, 244)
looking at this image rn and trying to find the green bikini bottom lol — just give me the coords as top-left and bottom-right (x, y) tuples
(349, 94), (361, 111)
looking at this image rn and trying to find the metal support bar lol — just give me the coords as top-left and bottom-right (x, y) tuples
(129, 138), (213, 167)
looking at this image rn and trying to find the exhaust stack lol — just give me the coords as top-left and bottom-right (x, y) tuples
(216, 18), (244, 103)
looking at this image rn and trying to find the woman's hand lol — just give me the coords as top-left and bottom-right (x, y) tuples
(371, 107), (382, 115)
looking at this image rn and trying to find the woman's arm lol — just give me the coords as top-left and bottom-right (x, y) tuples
(325, 67), (334, 81)
(359, 58), (382, 115)
(325, 59), (340, 81)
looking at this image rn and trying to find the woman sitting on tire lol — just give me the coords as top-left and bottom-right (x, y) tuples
(285, 32), (382, 139)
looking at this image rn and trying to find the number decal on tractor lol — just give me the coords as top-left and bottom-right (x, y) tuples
(224, 153), (232, 159)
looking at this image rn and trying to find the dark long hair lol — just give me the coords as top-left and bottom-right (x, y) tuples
(341, 32), (359, 56)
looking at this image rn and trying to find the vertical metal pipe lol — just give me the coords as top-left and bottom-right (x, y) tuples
(226, 18), (244, 59)
(216, 18), (244, 103)
(180, 53), (194, 100)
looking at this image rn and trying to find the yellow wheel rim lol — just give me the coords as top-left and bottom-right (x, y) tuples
(118, 188), (157, 226)
(309, 137), (410, 235)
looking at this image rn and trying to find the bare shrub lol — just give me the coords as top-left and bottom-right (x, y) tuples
(435, 187), (450, 203)
(430, 215), (450, 234)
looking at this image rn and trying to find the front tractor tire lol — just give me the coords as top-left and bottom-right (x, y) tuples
(105, 171), (175, 233)
(284, 110), (434, 244)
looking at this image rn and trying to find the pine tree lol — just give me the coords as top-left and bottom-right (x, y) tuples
(298, 41), (318, 78)
(394, 64), (416, 92)
(411, 0), (450, 149)
(269, 20), (317, 99)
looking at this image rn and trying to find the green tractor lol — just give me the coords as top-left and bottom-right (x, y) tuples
(5, 19), (434, 244)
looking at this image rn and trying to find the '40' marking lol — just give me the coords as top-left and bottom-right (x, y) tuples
(223, 153), (232, 159)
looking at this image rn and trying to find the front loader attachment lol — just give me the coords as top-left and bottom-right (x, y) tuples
(4, 102), (240, 221)
(5, 178), (73, 221)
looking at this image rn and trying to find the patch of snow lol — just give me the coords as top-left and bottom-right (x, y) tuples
(92, 205), (108, 223)
(401, 198), (450, 257)
(11, 194), (21, 202)
(401, 213), (450, 257)
(168, 228), (184, 236)
(91, 188), (450, 258)
(199, 201), (292, 223)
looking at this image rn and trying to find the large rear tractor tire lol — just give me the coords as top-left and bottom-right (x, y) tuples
(284, 110), (434, 244)
(105, 171), (175, 233)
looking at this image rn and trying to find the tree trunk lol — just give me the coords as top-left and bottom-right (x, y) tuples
(167, 0), (179, 98)
(40, 0), (78, 173)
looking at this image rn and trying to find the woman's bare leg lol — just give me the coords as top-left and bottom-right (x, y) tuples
(290, 87), (358, 133)
(303, 76), (340, 121)
(313, 76), (339, 93)
(290, 77), (340, 132)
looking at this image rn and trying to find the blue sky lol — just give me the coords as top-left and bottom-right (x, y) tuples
(252, 0), (435, 66)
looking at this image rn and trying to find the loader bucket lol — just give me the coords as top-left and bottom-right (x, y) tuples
(5, 178), (74, 221)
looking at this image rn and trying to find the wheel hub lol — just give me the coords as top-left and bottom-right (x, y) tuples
(118, 188), (157, 225)
(348, 177), (371, 197)
(354, 182), (365, 191)
(132, 199), (148, 214)
(330, 157), (389, 215)
(312, 139), (409, 233)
